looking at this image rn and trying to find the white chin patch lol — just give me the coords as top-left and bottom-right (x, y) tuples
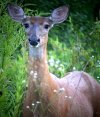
(35, 43), (40, 48)
(30, 43), (40, 48)
(29, 43), (43, 59)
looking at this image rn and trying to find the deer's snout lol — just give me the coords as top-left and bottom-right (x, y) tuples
(28, 38), (40, 46)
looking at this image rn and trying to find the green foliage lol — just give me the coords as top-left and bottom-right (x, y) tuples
(0, 0), (100, 117)
(48, 18), (100, 80)
(0, 12), (27, 117)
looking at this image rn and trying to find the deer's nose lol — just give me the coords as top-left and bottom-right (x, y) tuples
(29, 38), (40, 46)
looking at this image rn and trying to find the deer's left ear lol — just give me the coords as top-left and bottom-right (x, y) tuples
(7, 3), (26, 22)
(50, 5), (69, 24)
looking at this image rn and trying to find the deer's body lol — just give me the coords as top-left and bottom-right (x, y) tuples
(23, 47), (100, 117)
(8, 3), (100, 117)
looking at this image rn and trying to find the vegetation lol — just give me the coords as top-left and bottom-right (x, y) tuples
(0, 0), (100, 117)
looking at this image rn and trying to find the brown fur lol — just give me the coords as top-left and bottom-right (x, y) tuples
(23, 43), (100, 117)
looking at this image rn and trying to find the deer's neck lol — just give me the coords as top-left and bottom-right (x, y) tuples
(25, 44), (59, 116)
(29, 44), (49, 79)
(28, 44), (58, 92)
(26, 44), (68, 117)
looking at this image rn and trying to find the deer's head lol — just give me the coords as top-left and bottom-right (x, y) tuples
(8, 3), (69, 48)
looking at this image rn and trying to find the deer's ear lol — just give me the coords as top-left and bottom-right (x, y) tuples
(7, 3), (26, 22)
(50, 5), (69, 24)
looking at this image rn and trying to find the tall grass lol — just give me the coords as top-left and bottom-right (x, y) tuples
(0, 12), (27, 117)
(0, 1), (100, 117)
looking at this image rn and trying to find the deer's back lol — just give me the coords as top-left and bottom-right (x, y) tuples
(58, 71), (100, 117)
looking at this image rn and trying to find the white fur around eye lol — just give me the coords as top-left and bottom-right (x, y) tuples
(22, 21), (31, 32)
(43, 22), (50, 29)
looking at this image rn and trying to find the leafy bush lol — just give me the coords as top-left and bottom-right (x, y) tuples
(48, 18), (100, 81)
(0, 0), (100, 117)
(0, 12), (27, 117)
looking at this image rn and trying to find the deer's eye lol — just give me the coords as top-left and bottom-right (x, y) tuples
(44, 24), (50, 29)
(23, 23), (29, 28)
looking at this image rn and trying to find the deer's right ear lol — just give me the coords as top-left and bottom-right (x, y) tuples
(7, 3), (26, 22)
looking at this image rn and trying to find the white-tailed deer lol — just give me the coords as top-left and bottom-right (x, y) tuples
(8, 3), (100, 117)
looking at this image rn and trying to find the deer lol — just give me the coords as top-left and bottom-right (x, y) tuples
(8, 3), (100, 117)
